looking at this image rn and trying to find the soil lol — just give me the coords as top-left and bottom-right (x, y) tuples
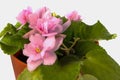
(15, 50), (28, 63)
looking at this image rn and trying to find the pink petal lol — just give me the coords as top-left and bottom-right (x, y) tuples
(43, 36), (56, 51)
(36, 19), (49, 34)
(23, 44), (36, 56)
(48, 18), (63, 34)
(29, 34), (45, 45)
(51, 24), (63, 34)
(16, 7), (32, 24)
(30, 53), (42, 61)
(38, 7), (50, 18)
(66, 11), (81, 21)
(16, 12), (26, 24)
(43, 52), (57, 65)
(42, 32), (57, 36)
(27, 58), (43, 72)
(53, 34), (66, 51)
(28, 13), (39, 28)
(23, 29), (37, 39)
(40, 48), (47, 57)
(62, 20), (71, 32)
(42, 9), (51, 19)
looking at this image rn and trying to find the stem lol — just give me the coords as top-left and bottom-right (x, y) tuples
(62, 43), (68, 49)
(61, 43), (69, 55)
(69, 38), (80, 50)
(61, 38), (80, 55)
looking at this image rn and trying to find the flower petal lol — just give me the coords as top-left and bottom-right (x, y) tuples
(62, 20), (71, 32)
(16, 7), (32, 24)
(27, 58), (43, 72)
(53, 34), (66, 51)
(43, 52), (57, 65)
(38, 7), (50, 19)
(28, 13), (39, 28)
(42, 32), (57, 36)
(29, 34), (45, 45)
(52, 24), (63, 34)
(40, 48), (47, 57)
(65, 11), (81, 21)
(43, 36), (56, 51)
(23, 44), (36, 56)
(23, 29), (37, 39)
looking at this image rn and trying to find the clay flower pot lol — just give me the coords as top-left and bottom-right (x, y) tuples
(11, 51), (27, 79)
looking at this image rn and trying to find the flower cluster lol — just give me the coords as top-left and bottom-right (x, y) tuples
(16, 7), (81, 71)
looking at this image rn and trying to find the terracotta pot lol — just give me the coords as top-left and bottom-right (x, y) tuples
(11, 51), (27, 79)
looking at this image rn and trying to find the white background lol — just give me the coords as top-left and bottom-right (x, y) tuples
(0, 0), (120, 80)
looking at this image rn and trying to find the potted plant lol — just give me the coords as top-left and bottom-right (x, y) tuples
(0, 6), (120, 80)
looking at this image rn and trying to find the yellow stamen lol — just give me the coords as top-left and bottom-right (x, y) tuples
(52, 12), (57, 17)
(35, 48), (41, 53)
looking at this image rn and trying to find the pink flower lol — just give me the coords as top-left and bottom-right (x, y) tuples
(36, 17), (63, 36)
(23, 19), (71, 38)
(28, 7), (50, 28)
(16, 7), (32, 24)
(28, 7), (64, 36)
(23, 34), (65, 71)
(66, 11), (81, 21)
(22, 7), (71, 38)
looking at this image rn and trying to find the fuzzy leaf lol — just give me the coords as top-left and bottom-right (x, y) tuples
(63, 21), (116, 44)
(0, 23), (16, 37)
(15, 22), (22, 28)
(74, 41), (100, 58)
(76, 41), (120, 80)
(0, 42), (20, 54)
(16, 23), (31, 36)
(0, 23), (30, 55)
(17, 56), (81, 80)
(17, 67), (43, 80)
(0, 33), (29, 48)
(79, 74), (98, 80)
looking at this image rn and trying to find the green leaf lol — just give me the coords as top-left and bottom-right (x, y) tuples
(0, 23), (30, 55)
(0, 42), (20, 54)
(77, 41), (120, 80)
(17, 56), (81, 80)
(78, 21), (116, 40)
(0, 23), (17, 37)
(17, 68), (43, 80)
(0, 33), (29, 48)
(15, 22), (22, 28)
(79, 74), (98, 80)
(16, 23), (31, 36)
(63, 21), (116, 44)
(74, 41), (100, 58)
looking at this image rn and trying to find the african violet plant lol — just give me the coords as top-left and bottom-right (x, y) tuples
(0, 7), (120, 80)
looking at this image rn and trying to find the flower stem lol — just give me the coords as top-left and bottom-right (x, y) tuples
(61, 43), (70, 55)
(61, 38), (80, 55)
(69, 38), (80, 50)
(62, 43), (68, 49)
